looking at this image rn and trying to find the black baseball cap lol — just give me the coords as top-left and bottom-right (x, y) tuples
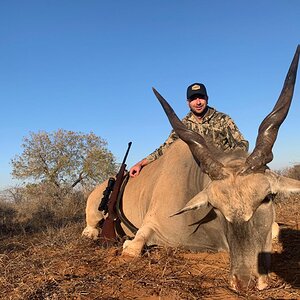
(187, 83), (208, 100)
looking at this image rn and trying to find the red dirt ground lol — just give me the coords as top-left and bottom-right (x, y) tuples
(0, 195), (299, 300)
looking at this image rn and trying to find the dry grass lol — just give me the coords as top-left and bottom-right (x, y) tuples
(0, 187), (86, 236)
(0, 196), (299, 299)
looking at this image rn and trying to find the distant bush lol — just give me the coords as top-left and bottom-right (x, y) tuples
(0, 182), (88, 236)
(279, 164), (300, 180)
(0, 201), (19, 235)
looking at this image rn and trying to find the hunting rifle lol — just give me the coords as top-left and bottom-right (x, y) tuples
(99, 142), (132, 243)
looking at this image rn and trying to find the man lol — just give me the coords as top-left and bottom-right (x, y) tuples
(129, 83), (249, 177)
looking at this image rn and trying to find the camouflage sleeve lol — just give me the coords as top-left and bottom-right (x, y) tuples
(223, 115), (249, 151)
(145, 130), (179, 163)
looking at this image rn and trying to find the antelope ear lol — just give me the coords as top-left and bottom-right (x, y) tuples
(267, 172), (300, 194)
(170, 191), (209, 217)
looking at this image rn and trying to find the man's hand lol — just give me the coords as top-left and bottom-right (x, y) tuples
(129, 159), (149, 178)
(129, 164), (142, 177)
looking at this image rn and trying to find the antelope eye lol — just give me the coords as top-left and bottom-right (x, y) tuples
(262, 194), (275, 203)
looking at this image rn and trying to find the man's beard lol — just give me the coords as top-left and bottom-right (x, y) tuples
(191, 106), (208, 118)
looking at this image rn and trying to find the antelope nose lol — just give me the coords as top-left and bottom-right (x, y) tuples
(229, 274), (256, 292)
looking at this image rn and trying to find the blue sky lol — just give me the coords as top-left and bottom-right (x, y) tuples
(1, 1), (300, 189)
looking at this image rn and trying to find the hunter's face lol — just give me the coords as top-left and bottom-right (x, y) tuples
(188, 95), (208, 116)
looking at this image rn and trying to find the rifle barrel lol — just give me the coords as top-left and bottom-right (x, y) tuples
(121, 142), (132, 165)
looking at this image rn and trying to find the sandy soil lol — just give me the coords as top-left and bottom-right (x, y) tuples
(0, 195), (299, 300)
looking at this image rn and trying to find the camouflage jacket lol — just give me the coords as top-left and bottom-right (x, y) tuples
(146, 107), (249, 163)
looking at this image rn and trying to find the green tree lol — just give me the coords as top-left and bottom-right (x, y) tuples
(11, 129), (117, 189)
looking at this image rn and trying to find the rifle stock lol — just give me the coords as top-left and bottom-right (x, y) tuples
(100, 143), (132, 244)
(100, 216), (116, 241)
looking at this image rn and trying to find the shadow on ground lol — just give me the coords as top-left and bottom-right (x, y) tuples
(271, 227), (300, 288)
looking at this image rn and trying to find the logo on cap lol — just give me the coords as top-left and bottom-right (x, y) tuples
(191, 84), (201, 91)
